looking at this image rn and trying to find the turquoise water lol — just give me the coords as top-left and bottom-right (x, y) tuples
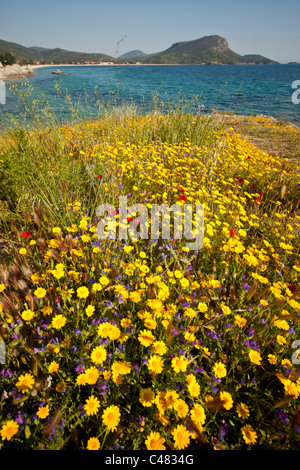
(1, 64), (300, 127)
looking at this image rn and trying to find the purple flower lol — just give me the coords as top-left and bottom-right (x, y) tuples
(243, 283), (250, 291)
(248, 327), (255, 337)
(16, 412), (23, 424)
(209, 382), (218, 394)
(277, 409), (289, 426)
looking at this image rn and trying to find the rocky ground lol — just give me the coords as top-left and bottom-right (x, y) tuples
(0, 63), (36, 80)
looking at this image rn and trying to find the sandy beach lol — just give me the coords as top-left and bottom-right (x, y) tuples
(31, 63), (123, 69)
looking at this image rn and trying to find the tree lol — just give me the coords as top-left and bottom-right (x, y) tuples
(0, 52), (16, 66)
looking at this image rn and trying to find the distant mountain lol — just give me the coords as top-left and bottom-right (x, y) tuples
(0, 39), (40, 63)
(29, 46), (51, 52)
(0, 36), (278, 66)
(0, 39), (115, 64)
(243, 54), (276, 64)
(34, 48), (115, 64)
(138, 35), (278, 65)
(118, 50), (148, 59)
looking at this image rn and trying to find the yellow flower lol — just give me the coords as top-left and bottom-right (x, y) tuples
(268, 354), (277, 364)
(147, 355), (164, 374)
(190, 404), (206, 425)
(21, 309), (35, 322)
(221, 304), (231, 315)
(83, 395), (100, 416)
(283, 379), (299, 398)
(0, 420), (19, 441)
(91, 346), (107, 365)
(138, 329), (155, 347)
(87, 437), (100, 450)
(187, 381), (200, 398)
(213, 362), (227, 379)
(145, 432), (166, 450)
(174, 270), (182, 279)
(220, 391), (233, 410)
(102, 405), (120, 432)
(180, 278), (190, 288)
(51, 314), (66, 330)
(184, 308), (197, 319)
(19, 248), (27, 255)
(77, 286), (89, 299)
(277, 335), (286, 345)
(235, 315), (247, 327)
(100, 276), (110, 286)
(198, 302), (208, 313)
(92, 283), (102, 292)
(85, 305), (95, 317)
(84, 366), (100, 385)
(174, 399), (189, 418)
(281, 358), (292, 369)
(140, 388), (155, 407)
(76, 373), (87, 386)
(130, 291), (142, 303)
(249, 349), (262, 365)
(152, 341), (167, 356)
(34, 287), (47, 299)
(241, 424), (257, 445)
(16, 373), (35, 392)
(123, 245), (134, 253)
(172, 424), (191, 450)
(43, 306), (53, 316)
(171, 356), (188, 373)
(37, 405), (49, 420)
(164, 390), (179, 409)
(111, 361), (131, 378)
(236, 403), (250, 419)
(0, 284), (6, 293)
(48, 361), (59, 373)
(81, 234), (91, 243)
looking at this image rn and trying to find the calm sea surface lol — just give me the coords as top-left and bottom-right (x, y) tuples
(1, 64), (300, 127)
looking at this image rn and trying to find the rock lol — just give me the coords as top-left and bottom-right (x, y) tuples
(0, 64), (36, 80)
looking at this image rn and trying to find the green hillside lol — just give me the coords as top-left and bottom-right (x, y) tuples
(0, 39), (40, 63)
(0, 39), (115, 64)
(139, 35), (277, 64)
(0, 36), (278, 65)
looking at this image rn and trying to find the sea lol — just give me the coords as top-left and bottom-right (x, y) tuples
(1, 63), (300, 129)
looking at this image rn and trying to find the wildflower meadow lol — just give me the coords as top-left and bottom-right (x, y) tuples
(0, 103), (300, 450)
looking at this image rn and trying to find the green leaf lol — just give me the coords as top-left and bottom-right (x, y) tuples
(25, 425), (31, 439)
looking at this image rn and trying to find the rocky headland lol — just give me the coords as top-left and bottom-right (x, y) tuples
(0, 63), (36, 80)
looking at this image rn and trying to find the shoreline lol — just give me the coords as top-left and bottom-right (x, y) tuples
(31, 62), (288, 70)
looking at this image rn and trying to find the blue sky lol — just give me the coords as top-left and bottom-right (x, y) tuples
(0, 0), (299, 62)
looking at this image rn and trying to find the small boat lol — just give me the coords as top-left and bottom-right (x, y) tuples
(52, 70), (70, 75)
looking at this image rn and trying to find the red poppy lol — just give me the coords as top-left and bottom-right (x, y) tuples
(179, 188), (185, 193)
(97, 175), (102, 180)
(239, 178), (244, 183)
(180, 194), (187, 202)
(127, 216), (133, 222)
(22, 231), (32, 238)
(287, 285), (297, 293)
(230, 229), (236, 235)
